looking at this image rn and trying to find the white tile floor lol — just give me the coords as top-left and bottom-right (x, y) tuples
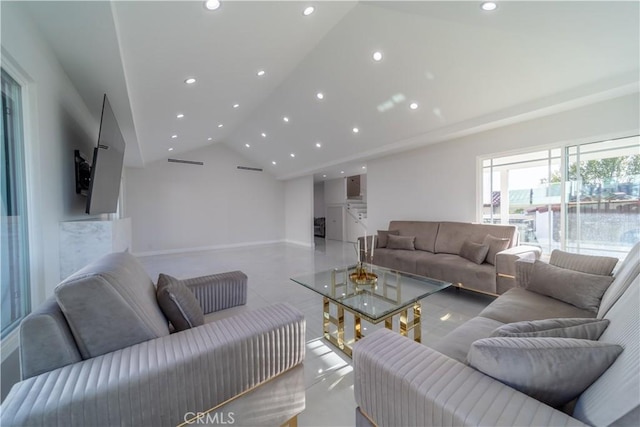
(138, 238), (495, 427)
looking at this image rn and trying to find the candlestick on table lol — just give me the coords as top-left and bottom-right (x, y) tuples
(364, 231), (368, 255)
(371, 235), (375, 260)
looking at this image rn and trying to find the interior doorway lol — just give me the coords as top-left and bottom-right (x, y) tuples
(326, 206), (343, 241)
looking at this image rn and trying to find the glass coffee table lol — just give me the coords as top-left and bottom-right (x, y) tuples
(291, 263), (451, 357)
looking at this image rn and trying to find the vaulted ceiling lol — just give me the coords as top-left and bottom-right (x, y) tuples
(22, 1), (640, 181)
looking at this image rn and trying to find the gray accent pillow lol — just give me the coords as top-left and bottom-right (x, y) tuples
(387, 234), (415, 251)
(490, 318), (610, 340)
(376, 230), (400, 248)
(156, 274), (204, 331)
(54, 252), (170, 359)
(549, 250), (618, 276)
(459, 240), (490, 265)
(468, 337), (622, 407)
(483, 234), (511, 265)
(528, 261), (614, 312)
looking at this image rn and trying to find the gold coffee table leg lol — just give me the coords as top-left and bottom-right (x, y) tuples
(323, 297), (330, 340)
(399, 309), (409, 337)
(413, 303), (422, 343)
(355, 315), (362, 340)
(385, 318), (392, 329)
(398, 302), (421, 343)
(336, 305), (345, 350)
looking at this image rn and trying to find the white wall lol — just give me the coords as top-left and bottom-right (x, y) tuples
(285, 175), (314, 247)
(360, 173), (367, 201)
(314, 182), (325, 218)
(368, 94), (640, 232)
(1, 2), (100, 399)
(324, 177), (346, 204)
(1, 2), (100, 299)
(124, 144), (285, 254)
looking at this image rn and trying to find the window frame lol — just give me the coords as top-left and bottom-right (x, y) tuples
(477, 133), (639, 256)
(0, 57), (41, 356)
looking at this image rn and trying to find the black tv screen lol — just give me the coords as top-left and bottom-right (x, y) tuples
(86, 94), (125, 215)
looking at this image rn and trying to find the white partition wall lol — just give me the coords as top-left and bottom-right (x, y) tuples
(285, 175), (314, 247)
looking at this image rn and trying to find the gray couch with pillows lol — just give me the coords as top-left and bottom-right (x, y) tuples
(353, 242), (640, 426)
(0, 252), (306, 426)
(360, 221), (541, 295)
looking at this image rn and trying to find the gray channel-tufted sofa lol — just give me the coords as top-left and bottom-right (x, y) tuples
(353, 242), (640, 426)
(0, 252), (306, 426)
(360, 221), (541, 295)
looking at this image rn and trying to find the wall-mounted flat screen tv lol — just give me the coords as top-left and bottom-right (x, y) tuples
(85, 94), (126, 215)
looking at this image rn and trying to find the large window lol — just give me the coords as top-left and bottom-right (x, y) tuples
(1, 68), (30, 337)
(481, 136), (639, 257)
(565, 138), (640, 256)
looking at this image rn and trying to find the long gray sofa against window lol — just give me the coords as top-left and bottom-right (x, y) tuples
(353, 242), (639, 427)
(0, 252), (306, 427)
(360, 221), (541, 295)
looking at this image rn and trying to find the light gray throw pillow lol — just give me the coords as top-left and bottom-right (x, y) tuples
(549, 250), (618, 276)
(482, 234), (510, 265)
(387, 234), (415, 251)
(490, 318), (610, 340)
(527, 260), (614, 312)
(54, 252), (170, 359)
(468, 337), (622, 407)
(156, 274), (204, 331)
(376, 230), (400, 248)
(460, 240), (490, 265)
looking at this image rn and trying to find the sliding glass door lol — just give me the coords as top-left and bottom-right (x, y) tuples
(1, 68), (30, 337)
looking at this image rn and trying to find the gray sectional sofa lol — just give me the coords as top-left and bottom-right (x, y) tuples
(361, 221), (541, 295)
(354, 242), (640, 426)
(0, 252), (306, 426)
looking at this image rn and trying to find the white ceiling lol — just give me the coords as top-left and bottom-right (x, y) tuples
(22, 1), (640, 181)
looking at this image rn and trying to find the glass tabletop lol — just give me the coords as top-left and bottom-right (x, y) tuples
(291, 264), (452, 323)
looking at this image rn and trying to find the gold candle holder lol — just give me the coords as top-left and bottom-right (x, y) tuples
(349, 261), (378, 286)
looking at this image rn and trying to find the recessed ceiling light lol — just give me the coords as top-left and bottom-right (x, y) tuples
(272, 161), (277, 165)
(290, 153), (295, 158)
(184, 77), (196, 85)
(177, 113), (184, 118)
(261, 132), (266, 138)
(218, 124), (223, 128)
(168, 148), (174, 151)
(481, 2), (497, 11)
(362, 166), (366, 169)
(171, 134), (178, 139)
(245, 143), (250, 148)
(352, 127), (359, 134)
(283, 116), (289, 122)
(315, 142), (322, 148)
(303, 6), (315, 16)
(204, 0), (221, 11)
(409, 102), (418, 110)
(207, 137), (213, 141)
(233, 104), (239, 108)
(316, 92), (324, 100)
(372, 51), (383, 62)
(257, 70), (265, 77)
(322, 174), (327, 178)
(340, 171), (345, 174)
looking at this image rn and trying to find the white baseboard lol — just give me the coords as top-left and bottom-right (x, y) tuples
(133, 239), (287, 257)
(285, 240), (315, 248)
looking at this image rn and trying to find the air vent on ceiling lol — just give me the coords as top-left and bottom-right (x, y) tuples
(237, 166), (263, 172)
(168, 159), (204, 166)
